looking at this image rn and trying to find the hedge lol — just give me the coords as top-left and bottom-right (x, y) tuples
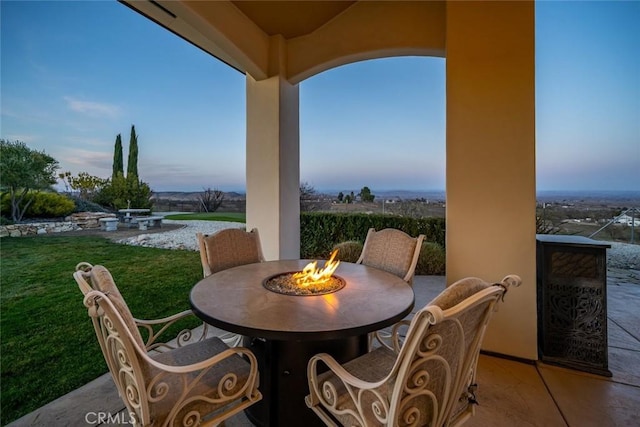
(300, 212), (445, 259)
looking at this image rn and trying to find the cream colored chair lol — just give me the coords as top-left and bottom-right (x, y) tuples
(196, 228), (265, 347)
(306, 275), (521, 427)
(356, 228), (425, 285)
(74, 263), (262, 427)
(356, 228), (425, 348)
(196, 228), (264, 277)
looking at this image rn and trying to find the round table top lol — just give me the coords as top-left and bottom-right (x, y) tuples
(190, 259), (415, 341)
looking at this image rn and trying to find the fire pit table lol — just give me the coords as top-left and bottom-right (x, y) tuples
(190, 259), (414, 427)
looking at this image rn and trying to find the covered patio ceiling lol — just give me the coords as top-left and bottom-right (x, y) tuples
(119, 0), (446, 83)
(230, 1), (357, 38)
(120, 0), (358, 76)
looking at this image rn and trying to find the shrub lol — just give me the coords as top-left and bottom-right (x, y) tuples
(27, 192), (76, 218)
(332, 241), (363, 263)
(68, 195), (110, 213)
(1, 191), (75, 219)
(416, 241), (446, 275)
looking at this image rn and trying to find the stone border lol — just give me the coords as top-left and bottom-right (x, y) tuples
(0, 222), (81, 237)
(0, 212), (116, 237)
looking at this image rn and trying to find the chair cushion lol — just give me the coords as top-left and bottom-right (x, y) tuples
(90, 265), (146, 349)
(315, 347), (397, 426)
(148, 336), (254, 426)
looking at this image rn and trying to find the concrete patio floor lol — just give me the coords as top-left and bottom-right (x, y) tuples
(9, 269), (640, 427)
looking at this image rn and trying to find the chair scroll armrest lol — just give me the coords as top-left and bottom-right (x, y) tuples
(139, 344), (262, 421)
(145, 345), (260, 376)
(308, 353), (384, 391)
(492, 274), (522, 302)
(501, 274), (522, 288)
(370, 320), (412, 352)
(134, 309), (210, 351)
(307, 352), (392, 426)
(389, 319), (411, 352)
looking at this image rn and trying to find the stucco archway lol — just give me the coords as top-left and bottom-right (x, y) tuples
(122, 0), (537, 360)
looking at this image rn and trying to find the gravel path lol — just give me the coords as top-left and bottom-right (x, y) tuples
(115, 219), (246, 251)
(606, 241), (640, 270)
(116, 220), (640, 270)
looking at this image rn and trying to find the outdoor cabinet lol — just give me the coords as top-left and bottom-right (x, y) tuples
(536, 234), (612, 377)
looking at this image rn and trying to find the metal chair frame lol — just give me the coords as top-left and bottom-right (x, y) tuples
(306, 275), (521, 427)
(74, 263), (262, 427)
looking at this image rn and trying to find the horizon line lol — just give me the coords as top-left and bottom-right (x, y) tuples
(151, 189), (640, 195)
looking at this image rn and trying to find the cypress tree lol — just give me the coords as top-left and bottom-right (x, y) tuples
(112, 133), (124, 179)
(127, 125), (139, 179)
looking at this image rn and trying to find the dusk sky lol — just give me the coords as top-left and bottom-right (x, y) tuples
(2, 1), (639, 194)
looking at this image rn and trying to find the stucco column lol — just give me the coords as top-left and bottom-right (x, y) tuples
(446, 1), (537, 359)
(246, 74), (300, 260)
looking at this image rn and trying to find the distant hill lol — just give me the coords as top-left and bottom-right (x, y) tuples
(374, 190), (446, 201)
(319, 189), (447, 201)
(151, 189), (638, 207)
(536, 190), (640, 206)
(152, 191), (246, 201)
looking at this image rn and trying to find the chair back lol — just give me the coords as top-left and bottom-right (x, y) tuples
(356, 228), (425, 284)
(197, 228), (265, 277)
(388, 275), (520, 426)
(74, 264), (146, 348)
(75, 268), (151, 425)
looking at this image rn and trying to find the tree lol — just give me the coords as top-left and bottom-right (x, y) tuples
(0, 140), (59, 221)
(300, 181), (318, 212)
(198, 187), (225, 212)
(359, 186), (375, 202)
(112, 134), (124, 179)
(94, 175), (152, 210)
(337, 191), (344, 202)
(59, 171), (108, 201)
(96, 126), (152, 210)
(127, 125), (138, 179)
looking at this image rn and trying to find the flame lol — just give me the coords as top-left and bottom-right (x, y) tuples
(292, 249), (340, 288)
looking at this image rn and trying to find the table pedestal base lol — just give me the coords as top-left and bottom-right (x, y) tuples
(244, 335), (368, 427)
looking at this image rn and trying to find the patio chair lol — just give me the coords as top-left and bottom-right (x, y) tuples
(306, 274), (521, 427)
(196, 228), (265, 346)
(356, 228), (425, 348)
(73, 263), (262, 427)
(356, 228), (425, 285)
(196, 228), (265, 277)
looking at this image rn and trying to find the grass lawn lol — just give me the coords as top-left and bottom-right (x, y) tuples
(0, 235), (203, 425)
